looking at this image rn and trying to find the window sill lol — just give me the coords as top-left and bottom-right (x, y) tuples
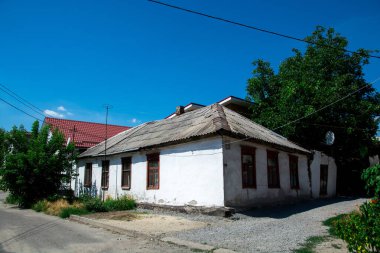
(121, 187), (131, 190)
(84, 184), (92, 188)
(101, 187), (109, 190)
(147, 187), (159, 190)
(242, 186), (257, 189)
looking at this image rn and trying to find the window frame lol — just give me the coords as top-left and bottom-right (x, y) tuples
(289, 155), (300, 189)
(121, 157), (132, 190)
(84, 163), (92, 187)
(101, 160), (109, 189)
(146, 153), (160, 190)
(267, 150), (280, 188)
(241, 145), (256, 188)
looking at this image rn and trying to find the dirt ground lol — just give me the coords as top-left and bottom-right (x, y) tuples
(84, 211), (207, 236)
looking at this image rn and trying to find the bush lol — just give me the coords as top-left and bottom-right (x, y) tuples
(103, 195), (136, 211)
(59, 207), (89, 218)
(5, 194), (20, 205)
(335, 202), (380, 253)
(81, 197), (107, 212)
(333, 164), (380, 253)
(32, 200), (48, 212)
(362, 164), (380, 198)
(323, 214), (346, 237)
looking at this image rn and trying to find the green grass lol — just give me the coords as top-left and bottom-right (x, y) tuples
(323, 214), (346, 237)
(293, 236), (327, 253)
(59, 207), (89, 218)
(32, 200), (48, 212)
(293, 214), (346, 253)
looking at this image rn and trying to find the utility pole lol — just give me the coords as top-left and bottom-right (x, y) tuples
(102, 104), (112, 201)
(71, 125), (77, 195)
(103, 105), (112, 162)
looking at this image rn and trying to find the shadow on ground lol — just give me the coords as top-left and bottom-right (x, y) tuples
(238, 197), (361, 219)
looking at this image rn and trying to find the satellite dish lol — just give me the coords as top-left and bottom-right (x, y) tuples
(325, 131), (335, 146)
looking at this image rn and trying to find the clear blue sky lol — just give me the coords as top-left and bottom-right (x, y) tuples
(1, 0), (379, 131)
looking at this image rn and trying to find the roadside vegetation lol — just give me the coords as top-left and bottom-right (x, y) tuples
(294, 164), (380, 253)
(329, 164), (380, 253)
(32, 195), (136, 218)
(0, 121), (76, 207)
(0, 120), (136, 218)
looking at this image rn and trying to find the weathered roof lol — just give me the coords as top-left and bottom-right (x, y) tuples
(44, 117), (130, 148)
(79, 104), (309, 157)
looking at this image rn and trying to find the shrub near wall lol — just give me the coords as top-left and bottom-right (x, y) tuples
(32, 195), (136, 218)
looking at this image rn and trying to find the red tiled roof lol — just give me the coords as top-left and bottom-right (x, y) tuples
(44, 117), (130, 148)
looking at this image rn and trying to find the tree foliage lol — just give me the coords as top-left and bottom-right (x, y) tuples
(246, 26), (380, 192)
(0, 121), (76, 207)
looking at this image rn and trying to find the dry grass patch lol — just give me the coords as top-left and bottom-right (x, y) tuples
(45, 199), (84, 216)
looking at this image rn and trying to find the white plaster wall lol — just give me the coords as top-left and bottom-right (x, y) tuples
(223, 137), (311, 207)
(310, 150), (337, 198)
(369, 155), (379, 166)
(77, 137), (225, 207)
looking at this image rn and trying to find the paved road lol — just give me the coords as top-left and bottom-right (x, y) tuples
(0, 199), (191, 253)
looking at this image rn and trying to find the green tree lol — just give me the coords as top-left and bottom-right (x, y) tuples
(0, 121), (76, 207)
(0, 128), (6, 167)
(247, 26), (380, 193)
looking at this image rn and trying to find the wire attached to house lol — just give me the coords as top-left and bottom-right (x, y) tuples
(148, 0), (380, 59)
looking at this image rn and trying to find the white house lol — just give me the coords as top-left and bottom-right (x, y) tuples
(77, 103), (336, 207)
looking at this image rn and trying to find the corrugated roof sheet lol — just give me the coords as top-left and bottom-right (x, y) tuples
(79, 104), (309, 157)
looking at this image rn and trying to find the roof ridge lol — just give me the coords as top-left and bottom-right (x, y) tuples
(211, 103), (231, 132)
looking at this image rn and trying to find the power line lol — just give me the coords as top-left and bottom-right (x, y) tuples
(0, 84), (115, 140)
(0, 95), (112, 140)
(272, 77), (380, 131)
(0, 97), (44, 122)
(148, 0), (380, 59)
(226, 76), (380, 146)
(302, 123), (380, 132)
(0, 83), (45, 116)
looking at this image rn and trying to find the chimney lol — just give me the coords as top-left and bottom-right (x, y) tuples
(176, 106), (185, 115)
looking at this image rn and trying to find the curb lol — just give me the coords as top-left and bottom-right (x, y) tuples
(69, 215), (148, 238)
(137, 203), (235, 217)
(70, 215), (239, 252)
(161, 237), (215, 251)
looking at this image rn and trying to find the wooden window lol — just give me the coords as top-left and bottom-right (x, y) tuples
(101, 160), (109, 189)
(289, 155), (299, 189)
(320, 165), (328, 196)
(147, 153), (159, 189)
(241, 146), (256, 188)
(121, 157), (131, 189)
(267, 150), (280, 188)
(84, 163), (92, 187)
